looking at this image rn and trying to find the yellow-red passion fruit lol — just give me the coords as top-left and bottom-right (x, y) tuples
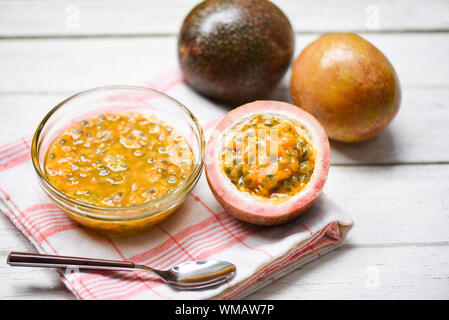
(290, 33), (401, 142)
(205, 101), (330, 225)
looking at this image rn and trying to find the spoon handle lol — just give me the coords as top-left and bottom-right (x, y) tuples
(7, 251), (136, 272)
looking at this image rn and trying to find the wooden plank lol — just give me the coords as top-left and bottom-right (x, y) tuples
(2, 243), (448, 300)
(1, 244), (448, 299)
(0, 214), (74, 299)
(329, 88), (449, 164)
(0, 33), (448, 95)
(271, 84), (449, 163)
(0, 88), (448, 164)
(246, 245), (449, 299)
(0, 0), (448, 37)
(0, 266), (74, 299)
(324, 164), (449, 245)
(0, 37), (177, 93)
(0, 94), (76, 144)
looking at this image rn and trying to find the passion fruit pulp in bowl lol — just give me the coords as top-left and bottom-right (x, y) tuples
(32, 86), (205, 236)
(205, 101), (330, 226)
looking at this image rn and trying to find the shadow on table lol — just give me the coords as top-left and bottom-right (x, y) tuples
(13, 281), (75, 300)
(331, 128), (399, 165)
(245, 242), (354, 299)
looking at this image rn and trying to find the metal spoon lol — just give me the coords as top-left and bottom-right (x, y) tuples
(7, 251), (236, 289)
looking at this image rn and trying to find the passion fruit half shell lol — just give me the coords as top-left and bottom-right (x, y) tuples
(205, 101), (330, 225)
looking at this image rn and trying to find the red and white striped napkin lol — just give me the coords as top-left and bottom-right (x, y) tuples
(0, 69), (353, 299)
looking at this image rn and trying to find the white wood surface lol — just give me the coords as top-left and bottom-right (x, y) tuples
(1, 0), (448, 36)
(0, 0), (448, 300)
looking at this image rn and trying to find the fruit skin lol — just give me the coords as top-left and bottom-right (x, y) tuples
(205, 100), (330, 226)
(178, 0), (294, 105)
(290, 33), (401, 142)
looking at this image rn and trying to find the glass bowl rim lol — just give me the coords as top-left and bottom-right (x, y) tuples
(31, 85), (205, 219)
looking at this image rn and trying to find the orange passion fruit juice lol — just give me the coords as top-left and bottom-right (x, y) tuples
(43, 112), (194, 233)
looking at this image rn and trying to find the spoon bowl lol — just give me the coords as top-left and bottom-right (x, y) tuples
(149, 260), (236, 289)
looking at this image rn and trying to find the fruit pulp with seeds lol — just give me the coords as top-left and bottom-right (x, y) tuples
(221, 114), (315, 200)
(44, 112), (194, 208)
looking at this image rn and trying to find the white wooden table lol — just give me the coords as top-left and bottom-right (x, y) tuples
(0, 0), (448, 299)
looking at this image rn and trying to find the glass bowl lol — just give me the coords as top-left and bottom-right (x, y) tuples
(31, 86), (205, 236)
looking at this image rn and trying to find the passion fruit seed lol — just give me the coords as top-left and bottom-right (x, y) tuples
(221, 114), (315, 199)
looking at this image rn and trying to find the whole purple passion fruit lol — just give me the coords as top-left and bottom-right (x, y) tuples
(178, 0), (295, 105)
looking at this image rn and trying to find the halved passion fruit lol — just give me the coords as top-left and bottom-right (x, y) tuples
(205, 101), (330, 226)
